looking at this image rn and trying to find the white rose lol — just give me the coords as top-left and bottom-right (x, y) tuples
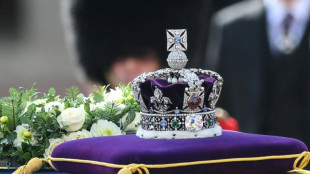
(63, 129), (92, 141)
(44, 101), (65, 113)
(121, 112), (141, 131)
(90, 119), (122, 137)
(44, 138), (64, 158)
(13, 124), (37, 147)
(57, 107), (86, 132)
(105, 87), (123, 102)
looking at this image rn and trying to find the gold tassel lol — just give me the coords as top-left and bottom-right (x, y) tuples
(289, 169), (310, 174)
(117, 164), (149, 174)
(118, 167), (133, 174)
(13, 158), (43, 174)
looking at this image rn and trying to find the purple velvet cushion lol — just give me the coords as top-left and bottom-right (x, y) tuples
(51, 131), (307, 174)
(139, 75), (215, 109)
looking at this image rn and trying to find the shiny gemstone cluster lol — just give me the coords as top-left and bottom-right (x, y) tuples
(140, 111), (217, 131)
(188, 94), (202, 110)
(185, 114), (203, 132)
(131, 29), (223, 135)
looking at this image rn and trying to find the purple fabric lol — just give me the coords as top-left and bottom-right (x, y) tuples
(139, 75), (215, 110)
(51, 131), (307, 174)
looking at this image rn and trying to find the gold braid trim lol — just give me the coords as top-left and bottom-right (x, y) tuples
(11, 151), (310, 174)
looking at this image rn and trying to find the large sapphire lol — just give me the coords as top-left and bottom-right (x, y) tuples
(174, 36), (181, 44)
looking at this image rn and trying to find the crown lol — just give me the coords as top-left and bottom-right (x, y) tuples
(131, 29), (223, 139)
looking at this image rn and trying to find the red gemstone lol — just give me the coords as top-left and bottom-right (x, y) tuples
(187, 94), (202, 110)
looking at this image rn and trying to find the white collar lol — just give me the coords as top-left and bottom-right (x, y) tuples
(264, 0), (310, 25)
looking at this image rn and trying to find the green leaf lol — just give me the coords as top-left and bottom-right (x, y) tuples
(92, 91), (103, 103)
(118, 83), (132, 97)
(92, 85), (109, 103)
(7, 132), (17, 144)
(9, 88), (18, 96)
(66, 86), (79, 101)
(84, 103), (90, 114)
(122, 111), (136, 130)
(23, 152), (32, 160)
(127, 111), (136, 122)
(48, 87), (56, 96)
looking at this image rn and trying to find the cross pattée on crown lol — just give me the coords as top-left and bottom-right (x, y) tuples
(166, 29), (187, 51)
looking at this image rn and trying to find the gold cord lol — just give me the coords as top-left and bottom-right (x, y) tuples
(12, 151), (310, 174)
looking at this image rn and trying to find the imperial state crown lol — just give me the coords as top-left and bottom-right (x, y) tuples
(132, 29), (224, 139)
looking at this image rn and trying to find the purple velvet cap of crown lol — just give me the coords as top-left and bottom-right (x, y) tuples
(139, 75), (215, 111)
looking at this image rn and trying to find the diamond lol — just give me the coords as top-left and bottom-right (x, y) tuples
(185, 114), (203, 132)
(160, 120), (167, 127)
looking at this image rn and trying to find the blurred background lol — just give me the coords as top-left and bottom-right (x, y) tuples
(0, 0), (239, 97)
(0, 0), (84, 96)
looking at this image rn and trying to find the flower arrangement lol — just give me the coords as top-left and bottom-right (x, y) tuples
(0, 84), (140, 166)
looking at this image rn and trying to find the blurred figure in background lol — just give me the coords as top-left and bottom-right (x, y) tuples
(62, 0), (241, 131)
(63, 0), (212, 91)
(205, 0), (310, 145)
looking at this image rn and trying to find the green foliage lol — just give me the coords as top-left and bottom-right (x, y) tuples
(118, 83), (132, 97)
(0, 83), (141, 166)
(92, 85), (109, 103)
(120, 111), (136, 131)
(66, 86), (79, 101)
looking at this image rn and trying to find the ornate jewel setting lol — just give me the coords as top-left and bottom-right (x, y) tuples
(132, 29), (223, 139)
(183, 87), (204, 112)
(150, 87), (172, 113)
(140, 111), (216, 131)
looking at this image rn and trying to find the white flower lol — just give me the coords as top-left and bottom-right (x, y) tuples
(105, 87), (123, 102)
(121, 112), (141, 131)
(13, 124), (37, 147)
(24, 98), (48, 113)
(115, 103), (126, 115)
(89, 101), (106, 111)
(44, 138), (64, 158)
(90, 120), (122, 137)
(57, 107), (86, 132)
(32, 98), (48, 105)
(63, 129), (92, 141)
(44, 101), (65, 113)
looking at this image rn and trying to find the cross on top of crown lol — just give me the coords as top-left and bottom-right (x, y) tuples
(166, 29), (187, 51)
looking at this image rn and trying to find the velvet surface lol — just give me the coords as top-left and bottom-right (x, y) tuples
(139, 75), (215, 110)
(51, 131), (307, 174)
